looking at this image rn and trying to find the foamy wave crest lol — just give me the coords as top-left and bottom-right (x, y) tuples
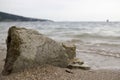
(73, 33), (120, 39)
(80, 25), (120, 38)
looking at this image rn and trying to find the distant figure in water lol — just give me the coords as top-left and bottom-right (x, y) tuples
(106, 19), (109, 22)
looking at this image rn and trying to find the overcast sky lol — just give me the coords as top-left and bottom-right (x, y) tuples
(0, 0), (120, 21)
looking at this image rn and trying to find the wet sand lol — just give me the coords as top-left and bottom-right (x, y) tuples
(0, 45), (120, 80)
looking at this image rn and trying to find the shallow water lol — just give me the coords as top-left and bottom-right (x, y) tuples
(0, 21), (120, 69)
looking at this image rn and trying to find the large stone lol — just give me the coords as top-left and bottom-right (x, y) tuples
(2, 26), (76, 75)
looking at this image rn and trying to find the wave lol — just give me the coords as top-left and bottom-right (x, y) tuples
(94, 43), (120, 46)
(71, 33), (120, 39)
(76, 48), (120, 58)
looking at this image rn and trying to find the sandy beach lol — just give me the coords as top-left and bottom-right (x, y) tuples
(0, 65), (120, 80)
(0, 45), (120, 80)
(0, 22), (120, 80)
(0, 0), (120, 78)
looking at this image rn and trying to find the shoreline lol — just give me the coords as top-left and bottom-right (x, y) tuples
(0, 45), (120, 80)
(76, 51), (120, 70)
(0, 43), (120, 70)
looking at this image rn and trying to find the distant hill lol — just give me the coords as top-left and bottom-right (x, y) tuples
(0, 11), (53, 22)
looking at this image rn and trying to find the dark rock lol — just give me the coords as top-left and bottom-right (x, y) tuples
(65, 69), (73, 74)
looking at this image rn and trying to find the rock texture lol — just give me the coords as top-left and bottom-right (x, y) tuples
(2, 26), (76, 75)
(67, 58), (90, 70)
(62, 42), (76, 59)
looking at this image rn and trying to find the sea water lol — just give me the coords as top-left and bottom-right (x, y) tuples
(0, 21), (120, 69)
